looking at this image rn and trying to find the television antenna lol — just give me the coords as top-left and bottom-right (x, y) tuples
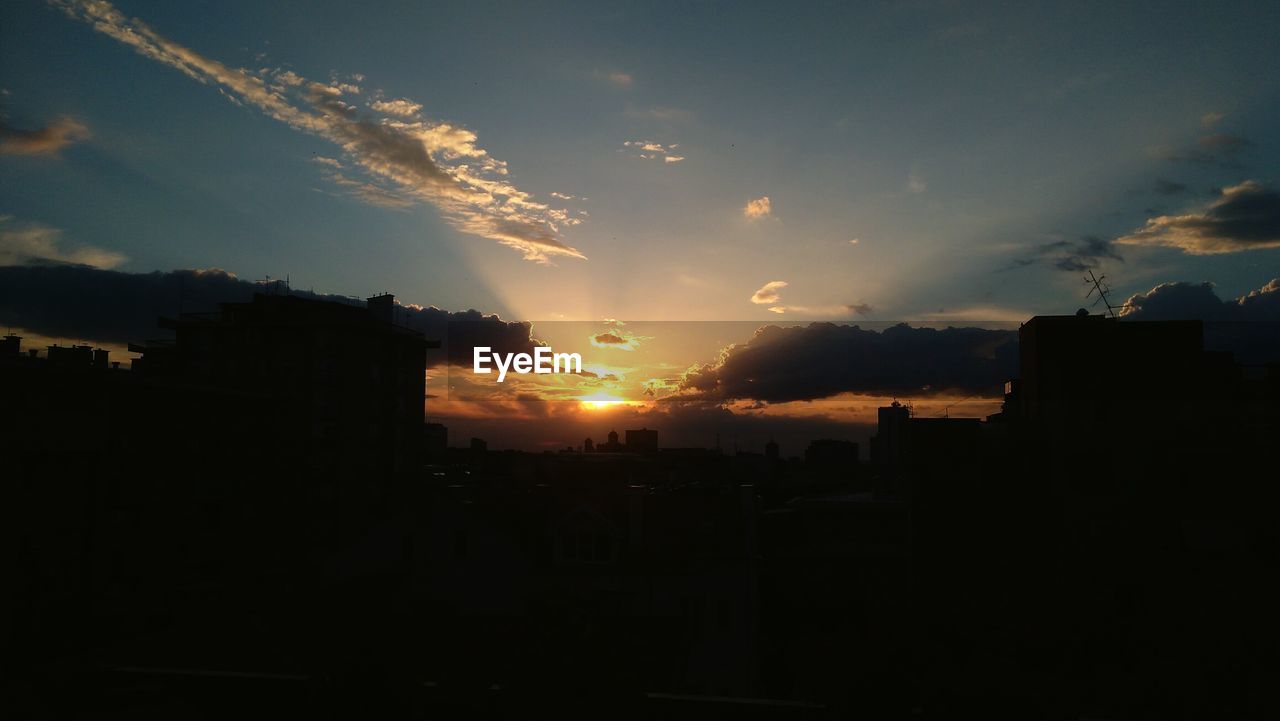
(1083, 270), (1119, 318)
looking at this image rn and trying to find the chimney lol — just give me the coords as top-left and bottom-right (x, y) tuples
(367, 293), (395, 324)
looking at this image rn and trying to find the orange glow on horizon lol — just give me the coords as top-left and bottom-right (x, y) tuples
(578, 392), (628, 410)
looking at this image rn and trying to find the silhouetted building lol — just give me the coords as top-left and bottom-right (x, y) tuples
(764, 439), (779, 460)
(1013, 313), (1204, 427)
(424, 421), (447, 456)
(583, 437), (594, 452)
(597, 429), (624, 452)
(625, 427), (658, 454)
(469, 437), (488, 453)
(130, 292), (430, 476)
(2, 333), (22, 357)
(870, 400), (910, 468)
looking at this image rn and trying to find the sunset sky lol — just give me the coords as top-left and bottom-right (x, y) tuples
(3, 0), (1279, 450)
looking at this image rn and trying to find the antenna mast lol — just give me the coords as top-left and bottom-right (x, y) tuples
(1084, 270), (1119, 318)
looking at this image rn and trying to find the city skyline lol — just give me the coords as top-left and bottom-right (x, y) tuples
(5, 0), (1280, 450)
(5, 5), (1279, 713)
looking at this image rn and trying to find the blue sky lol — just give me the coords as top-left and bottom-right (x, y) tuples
(3, 0), (1279, 323)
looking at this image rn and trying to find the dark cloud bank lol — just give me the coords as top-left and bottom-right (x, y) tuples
(1121, 278), (1280, 362)
(0, 264), (537, 366)
(678, 323), (1021, 402)
(4, 265), (1278, 407)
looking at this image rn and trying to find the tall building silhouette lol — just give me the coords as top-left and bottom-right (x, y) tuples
(131, 292), (430, 477)
(625, 427), (658, 454)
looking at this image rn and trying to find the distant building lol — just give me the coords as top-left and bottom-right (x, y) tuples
(765, 439), (779, 460)
(625, 427), (658, 454)
(469, 437), (488, 453)
(597, 429), (624, 452)
(583, 437), (594, 452)
(424, 422), (448, 455)
(2, 334), (23, 357)
(870, 401), (910, 468)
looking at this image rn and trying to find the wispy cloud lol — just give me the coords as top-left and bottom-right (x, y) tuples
(317, 171), (415, 208)
(767, 303), (872, 317)
(907, 171), (927, 194)
(1201, 111), (1226, 129)
(622, 139), (684, 163)
(1153, 131), (1252, 167)
(744, 196), (772, 220)
(596, 70), (632, 88)
(369, 97), (422, 118)
(1001, 235), (1122, 272)
(750, 280), (787, 304)
(0, 215), (126, 269)
(51, 0), (584, 263)
(0, 115), (89, 155)
(623, 105), (693, 122)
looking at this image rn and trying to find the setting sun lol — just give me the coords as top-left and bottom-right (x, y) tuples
(578, 392), (626, 410)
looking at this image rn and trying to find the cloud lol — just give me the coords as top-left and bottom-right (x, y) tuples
(51, 0), (583, 263)
(588, 327), (648, 351)
(1201, 111), (1226, 129)
(1118, 278), (1280, 362)
(676, 323), (1018, 402)
(1196, 133), (1250, 156)
(316, 170), (415, 208)
(605, 71), (632, 87)
(1114, 181), (1280, 254)
(369, 98), (422, 118)
(1120, 278), (1280, 322)
(744, 196), (771, 220)
(765, 303), (873, 317)
(623, 105), (693, 122)
(0, 216), (125, 269)
(1046, 235), (1123, 272)
(1156, 132), (1252, 166)
(750, 280), (787, 304)
(906, 172), (927, 194)
(747, 280), (867, 316)
(848, 238), (860, 245)
(0, 115), (89, 155)
(622, 139), (684, 163)
(1002, 235), (1122, 272)
(0, 263), (540, 366)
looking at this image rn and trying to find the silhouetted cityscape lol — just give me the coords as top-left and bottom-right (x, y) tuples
(5, 290), (1277, 718)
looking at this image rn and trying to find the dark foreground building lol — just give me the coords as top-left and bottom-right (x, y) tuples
(5, 309), (1279, 719)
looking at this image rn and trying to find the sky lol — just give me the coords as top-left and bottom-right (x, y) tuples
(3, 0), (1279, 450)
